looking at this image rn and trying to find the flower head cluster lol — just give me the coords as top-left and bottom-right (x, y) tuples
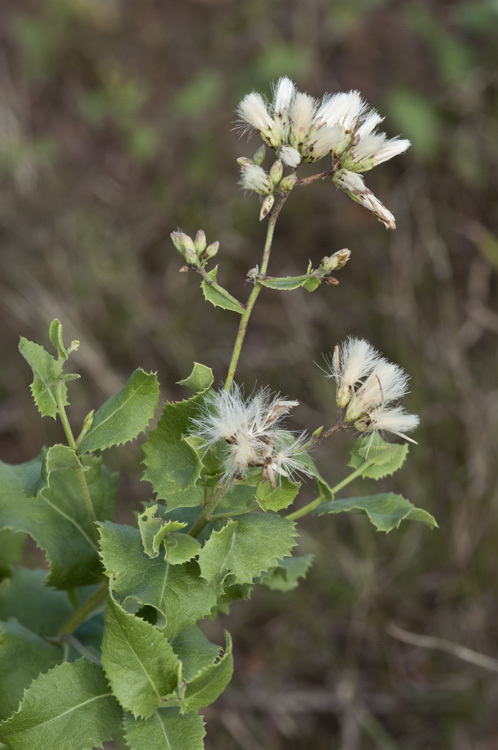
(189, 385), (312, 487)
(236, 78), (410, 228)
(328, 337), (419, 442)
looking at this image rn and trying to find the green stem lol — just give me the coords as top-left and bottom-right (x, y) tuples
(285, 459), (374, 522)
(224, 194), (288, 390)
(55, 379), (98, 539)
(190, 486), (223, 538)
(56, 381), (77, 450)
(60, 634), (101, 665)
(57, 581), (108, 637)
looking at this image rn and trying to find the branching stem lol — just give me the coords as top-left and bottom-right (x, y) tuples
(57, 581), (109, 637)
(224, 194), (288, 390)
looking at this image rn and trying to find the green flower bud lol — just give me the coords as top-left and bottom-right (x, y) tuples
(237, 157), (253, 168)
(269, 159), (283, 186)
(204, 241), (219, 260)
(253, 145), (266, 166)
(278, 173), (298, 194)
(320, 248), (351, 273)
(195, 230), (207, 255)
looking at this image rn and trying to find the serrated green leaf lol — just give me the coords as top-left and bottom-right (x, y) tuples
(18, 338), (61, 418)
(163, 533), (202, 565)
(78, 369), (159, 454)
(349, 436), (409, 480)
(102, 594), (180, 719)
(213, 482), (257, 515)
(0, 568), (73, 637)
(49, 319), (67, 360)
(0, 659), (121, 750)
(46, 444), (81, 473)
(124, 708), (205, 750)
(171, 625), (221, 682)
(180, 632), (233, 713)
(197, 513), (298, 586)
(176, 363), (214, 394)
(0, 621), (62, 721)
(258, 554), (314, 592)
(0, 454), (117, 589)
(201, 266), (245, 313)
(255, 477), (300, 512)
(142, 394), (205, 506)
(258, 273), (311, 291)
(314, 493), (438, 532)
(211, 582), (253, 616)
(138, 505), (188, 559)
(98, 522), (218, 637)
(0, 530), (26, 573)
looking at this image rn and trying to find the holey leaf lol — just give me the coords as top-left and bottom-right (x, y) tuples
(315, 493), (437, 532)
(102, 594), (181, 719)
(124, 708), (206, 750)
(197, 513), (298, 587)
(0, 659), (121, 750)
(78, 369), (159, 454)
(98, 522), (218, 638)
(0, 454), (117, 589)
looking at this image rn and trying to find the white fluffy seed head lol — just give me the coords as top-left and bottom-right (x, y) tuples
(278, 144), (301, 167)
(333, 169), (396, 230)
(346, 361), (410, 421)
(272, 77), (296, 115)
(305, 124), (344, 160)
(239, 163), (273, 194)
(270, 430), (314, 483)
(355, 405), (420, 443)
(236, 92), (274, 133)
(329, 337), (384, 408)
(315, 90), (365, 131)
(189, 386), (301, 484)
(290, 92), (317, 142)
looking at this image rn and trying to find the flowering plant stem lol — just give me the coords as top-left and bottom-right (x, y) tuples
(57, 581), (109, 637)
(285, 458), (375, 521)
(56, 380), (99, 540)
(190, 485), (224, 538)
(224, 194), (288, 390)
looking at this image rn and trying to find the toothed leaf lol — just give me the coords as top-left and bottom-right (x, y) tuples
(349, 435), (409, 479)
(201, 266), (244, 313)
(102, 594), (180, 719)
(179, 632), (233, 713)
(0, 659), (121, 750)
(124, 708), (205, 750)
(197, 513), (298, 586)
(258, 553), (314, 592)
(315, 493), (437, 532)
(0, 621), (62, 721)
(98, 522), (218, 637)
(78, 369), (159, 454)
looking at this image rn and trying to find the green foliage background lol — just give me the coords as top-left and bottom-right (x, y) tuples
(0, 0), (497, 748)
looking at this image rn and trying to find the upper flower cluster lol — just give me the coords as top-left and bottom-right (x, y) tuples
(236, 78), (410, 228)
(190, 385), (312, 487)
(328, 337), (419, 442)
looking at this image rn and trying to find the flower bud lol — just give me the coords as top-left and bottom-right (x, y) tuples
(259, 194), (275, 221)
(278, 173), (298, 194)
(195, 230), (207, 255)
(269, 159), (283, 186)
(204, 241), (219, 260)
(320, 248), (351, 273)
(237, 157), (254, 168)
(170, 231), (184, 253)
(253, 145), (266, 166)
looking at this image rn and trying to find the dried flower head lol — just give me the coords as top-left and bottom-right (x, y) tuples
(236, 78), (410, 227)
(190, 385), (309, 485)
(327, 337), (383, 408)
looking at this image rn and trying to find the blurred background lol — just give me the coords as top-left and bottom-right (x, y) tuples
(1, 0), (497, 748)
